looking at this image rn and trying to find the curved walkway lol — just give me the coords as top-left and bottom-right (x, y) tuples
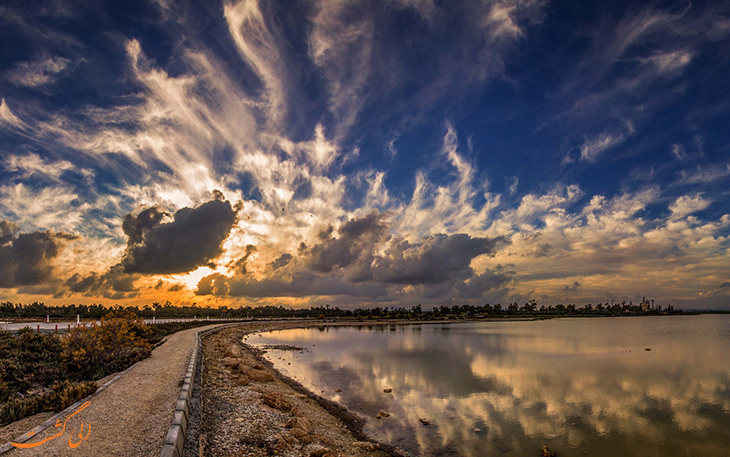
(3, 323), (230, 457)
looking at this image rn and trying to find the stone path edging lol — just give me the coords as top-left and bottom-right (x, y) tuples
(159, 323), (245, 457)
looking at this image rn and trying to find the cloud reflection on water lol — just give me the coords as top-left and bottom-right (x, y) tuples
(254, 317), (730, 457)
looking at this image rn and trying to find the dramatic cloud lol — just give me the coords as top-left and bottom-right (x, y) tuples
(669, 194), (711, 219)
(0, 220), (18, 244)
(369, 234), (505, 285)
(195, 211), (509, 303)
(56, 195), (238, 299)
(63, 266), (140, 299)
(0, 99), (26, 130)
(486, 186), (730, 307)
(268, 253), (293, 270)
(0, 224), (76, 288)
(121, 195), (238, 274)
(307, 0), (546, 139)
(4, 153), (76, 182)
(453, 267), (513, 300)
(223, 0), (292, 126)
(308, 211), (387, 274)
(195, 272), (230, 296)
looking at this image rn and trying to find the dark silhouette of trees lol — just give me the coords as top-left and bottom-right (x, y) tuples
(0, 297), (685, 321)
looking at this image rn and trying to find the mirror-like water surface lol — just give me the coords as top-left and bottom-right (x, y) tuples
(250, 316), (730, 456)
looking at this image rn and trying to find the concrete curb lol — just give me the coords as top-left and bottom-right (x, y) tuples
(159, 323), (246, 457)
(0, 358), (142, 455)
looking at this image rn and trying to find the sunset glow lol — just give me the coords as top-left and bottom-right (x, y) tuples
(1, 0), (729, 309)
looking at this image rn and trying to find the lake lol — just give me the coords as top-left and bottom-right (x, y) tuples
(249, 316), (730, 456)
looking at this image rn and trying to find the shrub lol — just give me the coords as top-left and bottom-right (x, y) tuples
(63, 310), (152, 380)
(0, 311), (213, 425)
(0, 380), (97, 426)
(0, 328), (64, 401)
(45, 380), (98, 410)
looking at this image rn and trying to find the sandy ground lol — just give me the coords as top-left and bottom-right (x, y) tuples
(0, 413), (54, 447)
(2, 323), (225, 457)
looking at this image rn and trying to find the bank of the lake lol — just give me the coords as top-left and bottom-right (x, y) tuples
(200, 323), (411, 457)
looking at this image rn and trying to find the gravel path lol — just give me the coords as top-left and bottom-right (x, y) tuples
(5, 323), (227, 457)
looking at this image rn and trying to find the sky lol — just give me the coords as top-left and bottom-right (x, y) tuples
(0, 0), (729, 310)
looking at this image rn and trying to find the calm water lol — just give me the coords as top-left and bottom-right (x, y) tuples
(249, 316), (730, 457)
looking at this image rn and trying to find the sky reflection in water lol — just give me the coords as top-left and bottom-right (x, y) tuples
(250, 316), (730, 457)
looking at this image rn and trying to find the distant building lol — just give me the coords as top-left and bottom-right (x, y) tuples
(640, 296), (649, 312)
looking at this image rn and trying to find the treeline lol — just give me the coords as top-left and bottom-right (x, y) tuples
(0, 299), (681, 320)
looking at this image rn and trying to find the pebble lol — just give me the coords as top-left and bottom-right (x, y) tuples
(286, 416), (312, 433)
(309, 445), (329, 457)
(352, 441), (380, 451)
(289, 427), (309, 439)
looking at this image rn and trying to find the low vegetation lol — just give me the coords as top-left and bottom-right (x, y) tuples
(0, 310), (213, 426)
(62, 309), (152, 380)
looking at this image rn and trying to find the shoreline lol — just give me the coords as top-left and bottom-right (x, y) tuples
(246, 335), (409, 457)
(200, 321), (421, 457)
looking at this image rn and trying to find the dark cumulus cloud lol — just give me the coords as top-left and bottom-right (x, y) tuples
(121, 196), (237, 274)
(525, 243), (552, 258)
(268, 253), (293, 270)
(308, 211), (387, 273)
(231, 244), (256, 275)
(0, 221), (77, 288)
(195, 272), (230, 296)
(61, 194), (238, 299)
(196, 212), (509, 300)
(0, 221), (18, 244)
(369, 233), (507, 285)
(63, 265), (140, 300)
(454, 267), (514, 299)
